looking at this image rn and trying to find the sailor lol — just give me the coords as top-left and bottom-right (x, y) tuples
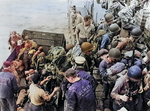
(74, 56), (98, 92)
(64, 68), (96, 111)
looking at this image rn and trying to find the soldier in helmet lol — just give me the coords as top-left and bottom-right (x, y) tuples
(80, 42), (95, 72)
(97, 13), (114, 33)
(116, 27), (142, 53)
(111, 65), (143, 111)
(101, 23), (120, 49)
(99, 48), (121, 110)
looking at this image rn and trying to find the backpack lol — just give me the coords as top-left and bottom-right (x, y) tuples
(46, 46), (66, 63)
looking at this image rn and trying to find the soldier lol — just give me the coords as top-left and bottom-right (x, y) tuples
(97, 13), (114, 33)
(116, 27), (142, 54)
(101, 23), (120, 49)
(97, 49), (109, 66)
(28, 74), (60, 111)
(80, 42), (95, 72)
(99, 48), (121, 110)
(76, 15), (95, 44)
(64, 68), (96, 111)
(74, 56), (98, 92)
(111, 65), (143, 111)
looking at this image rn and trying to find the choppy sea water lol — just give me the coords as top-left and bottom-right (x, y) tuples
(0, 0), (86, 66)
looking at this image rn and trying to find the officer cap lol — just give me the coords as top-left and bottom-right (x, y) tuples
(75, 56), (86, 64)
(109, 23), (120, 33)
(108, 48), (121, 60)
(97, 49), (108, 57)
(97, 30), (106, 36)
(104, 13), (114, 23)
(131, 27), (142, 38)
(127, 65), (142, 80)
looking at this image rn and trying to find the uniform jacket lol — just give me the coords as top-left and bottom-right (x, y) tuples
(0, 71), (18, 98)
(64, 79), (96, 111)
(76, 69), (98, 91)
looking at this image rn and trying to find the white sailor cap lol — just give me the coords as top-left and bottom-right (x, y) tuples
(75, 56), (86, 64)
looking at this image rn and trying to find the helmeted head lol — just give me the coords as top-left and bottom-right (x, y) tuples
(75, 56), (86, 65)
(81, 42), (93, 55)
(104, 13), (114, 23)
(3, 61), (11, 69)
(131, 27), (142, 38)
(109, 23), (120, 33)
(127, 65), (142, 80)
(108, 48), (121, 60)
(97, 30), (107, 36)
(66, 44), (74, 51)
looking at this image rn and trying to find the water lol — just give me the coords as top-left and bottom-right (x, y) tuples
(0, 0), (86, 66)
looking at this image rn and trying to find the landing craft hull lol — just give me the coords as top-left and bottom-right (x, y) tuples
(0, 30), (66, 71)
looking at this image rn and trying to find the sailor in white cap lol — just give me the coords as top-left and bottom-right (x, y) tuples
(74, 56), (98, 92)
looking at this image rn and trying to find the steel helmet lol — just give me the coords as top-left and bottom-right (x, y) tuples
(127, 65), (142, 80)
(66, 44), (74, 51)
(109, 23), (120, 33)
(131, 27), (142, 38)
(104, 13), (114, 23)
(81, 42), (93, 52)
(108, 48), (121, 60)
(97, 30), (106, 36)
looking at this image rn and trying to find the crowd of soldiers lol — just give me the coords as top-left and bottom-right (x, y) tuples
(0, 0), (150, 111)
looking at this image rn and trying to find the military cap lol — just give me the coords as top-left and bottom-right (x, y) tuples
(75, 56), (86, 64)
(104, 13), (114, 23)
(3, 61), (11, 68)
